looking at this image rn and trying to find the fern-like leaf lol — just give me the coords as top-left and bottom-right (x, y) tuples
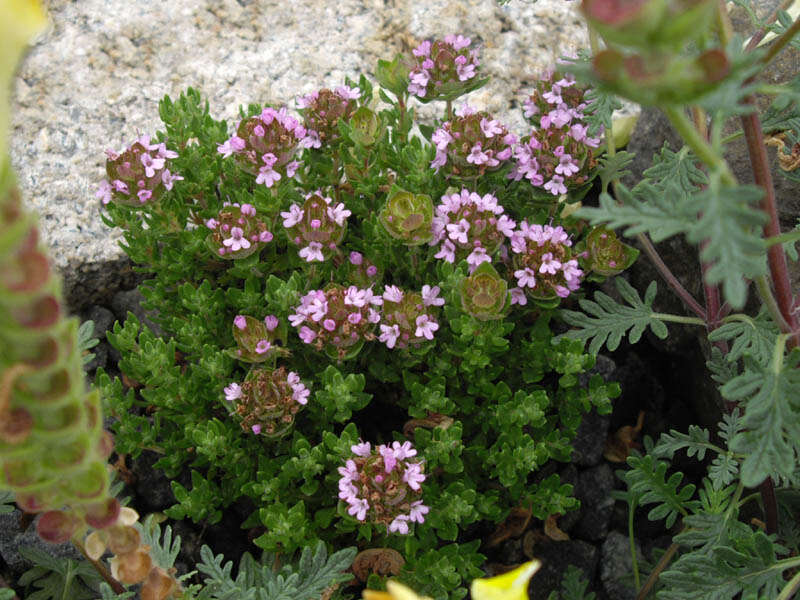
(642, 143), (708, 191)
(597, 150), (634, 193)
(652, 426), (718, 461)
(17, 547), (100, 600)
(136, 515), (181, 570)
(622, 454), (699, 528)
(559, 279), (668, 354)
(708, 310), (778, 365)
(559, 565), (596, 600)
(686, 176), (766, 310)
(722, 348), (800, 487)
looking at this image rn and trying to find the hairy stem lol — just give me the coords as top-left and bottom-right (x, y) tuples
(73, 536), (126, 595)
(662, 106), (736, 185)
(636, 233), (707, 320)
(760, 14), (800, 65)
(628, 496), (641, 592)
(636, 541), (680, 600)
(746, 0), (796, 51)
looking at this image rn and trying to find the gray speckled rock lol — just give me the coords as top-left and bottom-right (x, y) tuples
(10, 0), (588, 310)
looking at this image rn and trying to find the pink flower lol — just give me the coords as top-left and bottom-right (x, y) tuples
(432, 128), (453, 150)
(292, 384), (310, 405)
(161, 169), (183, 191)
(457, 63), (476, 81)
(402, 462), (426, 490)
(415, 315), (439, 340)
(543, 175), (568, 196)
(252, 424), (262, 435)
(255, 339), (271, 354)
(327, 202), (351, 226)
(515, 268), (537, 288)
(336, 85), (361, 99)
(140, 153), (165, 177)
(349, 251), (363, 265)
(281, 204), (304, 228)
(380, 445), (397, 473)
(223, 227), (251, 252)
(447, 219), (470, 244)
(298, 326), (317, 344)
(412, 40), (432, 56)
(408, 500), (429, 523)
(96, 180), (112, 205)
(264, 315), (279, 331)
(480, 118), (503, 138)
(234, 315), (247, 330)
(562, 259), (582, 283)
(224, 383), (242, 401)
(299, 241), (325, 262)
(467, 247), (490, 271)
(347, 498), (369, 521)
(137, 189), (152, 204)
(383, 285), (404, 303)
(445, 34), (471, 50)
(539, 252), (562, 275)
(510, 287), (528, 306)
(434, 239), (456, 263)
(391, 441), (417, 460)
(379, 324), (401, 349)
(421, 285), (445, 307)
(256, 166), (281, 187)
(217, 136), (245, 158)
(466, 144), (489, 165)
(388, 515), (410, 534)
(351, 442), (371, 456)
(322, 319), (336, 332)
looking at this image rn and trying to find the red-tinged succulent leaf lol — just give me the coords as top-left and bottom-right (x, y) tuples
(85, 498), (121, 530)
(37, 510), (79, 543)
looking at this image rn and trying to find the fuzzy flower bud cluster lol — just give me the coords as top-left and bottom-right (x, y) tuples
(347, 251), (380, 288)
(231, 314), (288, 363)
(511, 72), (601, 197)
(223, 366), (309, 438)
(290, 285), (382, 359)
(378, 285), (444, 350)
(282, 191), (351, 262)
(297, 85), (361, 147)
(96, 135), (182, 207)
(431, 189), (514, 271)
(338, 441), (428, 534)
(205, 202), (273, 259)
(510, 222), (583, 300)
(217, 107), (310, 187)
(430, 105), (517, 179)
(408, 35), (481, 101)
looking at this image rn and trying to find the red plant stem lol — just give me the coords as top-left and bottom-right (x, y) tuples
(740, 109), (799, 348)
(636, 233), (707, 321)
(745, 0), (796, 51)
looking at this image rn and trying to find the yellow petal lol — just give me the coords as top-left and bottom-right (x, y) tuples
(470, 559), (542, 600)
(384, 580), (434, 600)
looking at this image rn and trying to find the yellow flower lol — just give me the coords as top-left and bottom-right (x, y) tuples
(470, 559), (542, 600)
(0, 0), (47, 158)
(363, 580), (433, 600)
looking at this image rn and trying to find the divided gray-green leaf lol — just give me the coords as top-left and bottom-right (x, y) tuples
(622, 453), (699, 528)
(686, 177), (766, 309)
(559, 279), (668, 354)
(708, 310), (778, 365)
(652, 426), (717, 461)
(597, 150), (634, 193)
(642, 143), (707, 191)
(722, 349), (800, 487)
(576, 183), (696, 243)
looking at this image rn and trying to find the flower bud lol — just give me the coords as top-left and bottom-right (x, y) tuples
(459, 262), (510, 321)
(406, 37), (486, 102)
(379, 286), (443, 349)
(228, 367), (309, 439)
(282, 192), (349, 262)
(205, 203), (273, 260)
(230, 315), (287, 363)
(379, 187), (434, 246)
(298, 87), (360, 146)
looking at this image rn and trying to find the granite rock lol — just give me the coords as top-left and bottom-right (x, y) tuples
(10, 0), (589, 309)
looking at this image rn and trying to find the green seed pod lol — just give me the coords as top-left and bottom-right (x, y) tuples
(459, 262), (510, 321)
(379, 187), (434, 246)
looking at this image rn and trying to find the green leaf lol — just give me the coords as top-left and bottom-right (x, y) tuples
(576, 183), (696, 243)
(559, 279), (669, 354)
(18, 547), (100, 600)
(686, 176), (766, 309)
(622, 453), (698, 528)
(597, 150), (634, 192)
(708, 310), (779, 365)
(652, 426), (718, 461)
(722, 345), (800, 486)
(642, 143), (707, 191)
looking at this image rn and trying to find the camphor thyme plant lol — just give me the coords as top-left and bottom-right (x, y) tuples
(554, 0), (800, 597)
(91, 22), (625, 600)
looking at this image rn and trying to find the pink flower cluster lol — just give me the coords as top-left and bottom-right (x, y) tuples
(509, 222), (583, 300)
(430, 105), (517, 178)
(296, 86), (361, 146)
(222, 366), (310, 438)
(378, 285), (444, 349)
(97, 134), (182, 207)
(408, 35), (480, 100)
(205, 202), (273, 258)
(282, 191), (351, 262)
(217, 107), (311, 188)
(338, 441), (428, 534)
(290, 285), (382, 358)
(510, 72), (601, 196)
(431, 189), (514, 271)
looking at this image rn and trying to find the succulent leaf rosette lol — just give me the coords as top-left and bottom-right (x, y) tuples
(217, 107), (310, 187)
(204, 202), (273, 259)
(510, 73), (601, 200)
(430, 105), (517, 180)
(378, 285), (444, 350)
(338, 441), (428, 534)
(290, 284), (382, 360)
(222, 366), (310, 439)
(379, 186), (434, 246)
(407, 35), (487, 102)
(431, 189), (515, 271)
(582, 226), (639, 277)
(297, 85), (361, 147)
(96, 135), (183, 207)
(509, 222), (583, 303)
(281, 191), (351, 262)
